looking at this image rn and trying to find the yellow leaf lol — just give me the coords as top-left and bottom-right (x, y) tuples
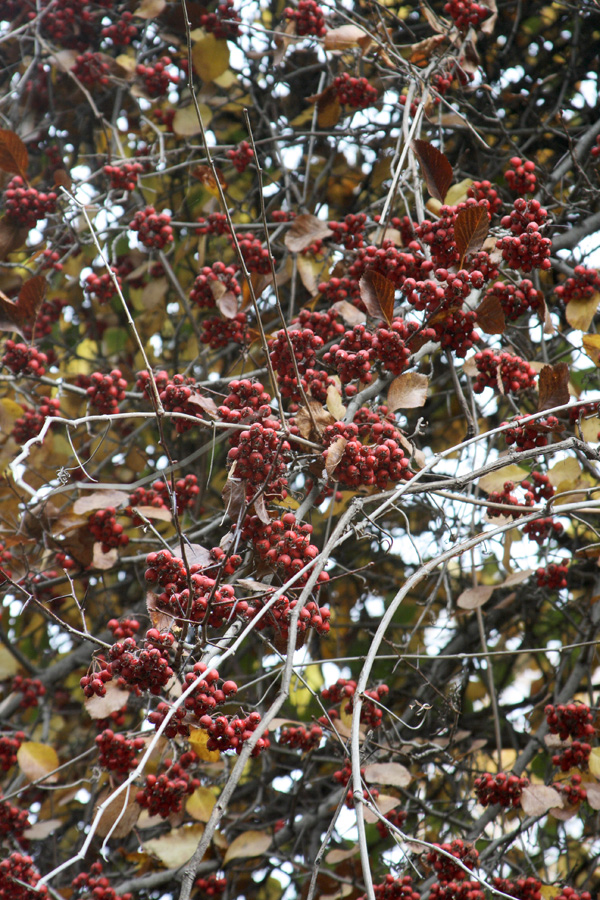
(186, 786), (216, 822)
(173, 104), (212, 136)
(17, 742), (59, 783)
(223, 830), (271, 864)
(134, 0), (166, 18)
(565, 292), (600, 331)
(188, 728), (221, 761)
(192, 35), (230, 83)
(444, 178), (474, 206)
(478, 464), (529, 493)
(548, 456), (582, 488)
(144, 824), (205, 867)
(0, 646), (19, 678)
(588, 747), (600, 778)
(582, 333), (600, 366)
(115, 54), (137, 75)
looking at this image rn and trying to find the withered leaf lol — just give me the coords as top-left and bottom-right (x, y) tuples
(325, 436), (347, 478)
(0, 129), (28, 179)
(253, 492), (270, 525)
(476, 292), (505, 335)
(387, 372), (429, 411)
(296, 401), (335, 439)
(537, 362), (570, 412)
(216, 291), (239, 319)
(284, 214), (333, 253)
(191, 164), (227, 194)
(412, 139), (453, 203)
(0, 217), (29, 262)
(323, 25), (368, 50)
(0, 275), (46, 337)
(359, 269), (395, 324)
(454, 205), (489, 261)
(222, 474), (246, 522)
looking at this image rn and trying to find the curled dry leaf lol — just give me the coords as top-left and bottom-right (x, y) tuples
(537, 362), (570, 412)
(326, 383), (346, 420)
(409, 33), (447, 67)
(73, 489), (129, 515)
(454, 205), (490, 262)
(456, 584), (494, 610)
(323, 24), (368, 50)
(325, 436), (347, 478)
(363, 762), (412, 787)
(216, 291), (239, 319)
(359, 269), (395, 324)
(187, 392), (218, 416)
(387, 372), (429, 411)
(520, 784), (563, 816)
(191, 164), (227, 194)
(0, 275), (46, 337)
(0, 129), (29, 179)
(284, 214), (333, 253)
(476, 292), (506, 335)
(222, 474), (246, 522)
(296, 401), (335, 440)
(412, 139), (453, 203)
(253, 492), (271, 525)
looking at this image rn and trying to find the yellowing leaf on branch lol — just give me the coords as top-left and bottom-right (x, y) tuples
(582, 333), (600, 367)
(478, 465), (529, 493)
(323, 25), (368, 50)
(192, 35), (230, 83)
(588, 747), (600, 778)
(565, 292), (600, 331)
(223, 830), (271, 864)
(387, 372), (429, 411)
(18, 742), (59, 783)
(188, 728), (222, 762)
(187, 786), (217, 822)
(73, 490), (129, 515)
(456, 584), (494, 610)
(144, 824), (205, 867)
(520, 784), (563, 816)
(173, 103), (212, 136)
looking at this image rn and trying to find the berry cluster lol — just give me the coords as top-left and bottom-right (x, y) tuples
(22, 297), (66, 340)
(426, 840), (479, 882)
(320, 678), (388, 728)
(12, 396), (60, 444)
(72, 861), (132, 900)
(472, 349), (537, 394)
(136, 755), (199, 818)
(502, 415), (559, 451)
(130, 206), (174, 249)
(104, 162), (144, 192)
(136, 56), (178, 97)
(144, 548), (190, 590)
(227, 422), (291, 495)
(86, 369), (128, 414)
(376, 806), (408, 839)
(145, 371), (203, 433)
(202, 711), (270, 756)
(505, 158), (537, 195)
(363, 875), (420, 900)
(95, 729), (144, 776)
(2, 341), (48, 377)
(269, 328), (324, 390)
(234, 232), (270, 273)
(201, 312), (249, 348)
(101, 11), (138, 45)
(492, 877), (542, 900)
(109, 630), (175, 695)
(0, 853), (48, 900)
(523, 516), (563, 545)
(0, 794), (29, 841)
(429, 882), (485, 900)
(72, 52), (110, 87)
(88, 508), (129, 553)
(190, 262), (241, 308)
(241, 513), (328, 586)
(12, 676), (46, 709)
(328, 212), (367, 249)
(545, 703), (595, 741)
(486, 481), (532, 519)
(200, 0), (241, 39)
(4, 176), (57, 228)
(284, 0), (326, 36)
(322, 415), (412, 489)
(467, 180), (503, 215)
(85, 269), (122, 303)
(555, 265), (600, 304)
(108, 618), (140, 639)
(318, 275), (362, 307)
(431, 308), (478, 357)
(553, 774), (587, 807)
(484, 279), (541, 321)
(333, 758), (379, 808)
(156, 571), (237, 629)
(332, 74), (378, 109)
(195, 212), (230, 235)
(195, 874), (227, 898)
(536, 561), (569, 590)
(0, 542), (12, 583)
(497, 200), (551, 271)
(294, 309), (346, 344)
(522, 471), (554, 503)
(0, 732), (25, 771)
(150, 666), (237, 737)
(324, 323), (374, 383)
(443, 0), (491, 30)
(552, 740), (591, 771)
(227, 140), (254, 173)
(279, 723), (323, 751)
(474, 772), (529, 807)
(128, 474), (199, 521)
(553, 890), (592, 900)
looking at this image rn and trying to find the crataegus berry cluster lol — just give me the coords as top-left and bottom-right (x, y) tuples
(426, 840), (479, 882)
(85, 269), (122, 303)
(195, 874), (228, 898)
(523, 516), (563, 545)
(536, 561), (569, 590)
(483, 279), (541, 321)
(0, 853), (48, 900)
(555, 265), (600, 304)
(227, 422), (290, 495)
(333, 758), (379, 808)
(552, 741), (591, 771)
(109, 629), (175, 695)
(376, 807), (408, 839)
(522, 471), (554, 503)
(320, 678), (388, 728)
(505, 158), (537, 194)
(227, 140), (254, 172)
(284, 0), (326, 36)
(86, 369), (128, 414)
(279, 723), (323, 751)
(148, 665), (237, 738)
(0, 794), (29, 841)
(71, 52), (110, 87)
(492, 877), (542, 900)
(333, 73), (378, 109)
(486, 481), (532, 519)
(474, 772), (529, 807)
(468, 180), (503, 214)
(108, 618), (140, 639)
(202, 710), (270, 756)
(443, 0), (490, 30)
(553, 774), (587, 807)
(502, 415), (559, 450)
(142, 370), (202, 433)
(497, 200), (552, 271)
(2, 340), (47, 377)
(130, 206), (174, 249)
(72, 861), (132, 900)
(429, 882), (485, 900)
(101, 11), (138, 45)
(0, 732), (24, 771)
(322, 415), (412, 489)
(472, 349), (537, 394)
(234, 232), (270, 273)
(365, 874), (420, 900)
(201, 312), (249, 348)
(190, 262), (241, 308)
(241, 513), (328, 586)
(136, 56), (178, 96)
(88, 508), (129, 553)
(553, 889), (592, 900)
(128, 475), (199, 521)
(545, 703), (595, 741)
(12, 675), (46, 709)
(199, 0), (241, 39)
(12, 396), (60, 444)
(324, 323), (374, 383)
(95, 729), (144, 776)
(195, 212), (230, 235)
(136, 754), (199, 818)
(328, 212), (367, 249)
(104, 162), (144, 192)
(4, 176), (57, 228)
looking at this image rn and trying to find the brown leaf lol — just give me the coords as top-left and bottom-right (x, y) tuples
(216, 291), (239, 319)
(92, 543), (118, 570)
(0, 275), (46, 336)
(476, 292), (505, 335)
(187, 392), (218, 416)
(359, 269), (395, 324)
(222, 474), (246, 522)
(387, 372), (429, 411)
(412, 139), (453, 202)
(0, 218), (29, 262)
(296, 401), (335, 439)
(323, 25), (368, 50)
(0, 129), (28, 179)
(325, 436), (347, 478)
(409, 34), (447, 67)
(146, 590), (177, 632)
(520, 784), (563, 816)
(191, 164), (227, 194)
(73, 490), (129, 515)
(316, 87), (342, 129)
(253, 492), (270, 525)
(85, 682), (129, 719)
(95, 787), (141, 839)
(224, 830), (271, 864)
(284, 214), (333, 253)
(537, 362), (570, 412)
(454, 205), (489, 262)
(566, 292), (600, 332)
(456, 585), (494, 610)
(331, 300), (366, 326)
(53, 168), (72, 191)
(363, 762), (412, 787)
